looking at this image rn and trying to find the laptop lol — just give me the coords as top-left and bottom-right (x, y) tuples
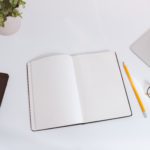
(130, 29), (150, 67)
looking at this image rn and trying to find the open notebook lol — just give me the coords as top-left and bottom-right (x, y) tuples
(27, 51), (132, 131)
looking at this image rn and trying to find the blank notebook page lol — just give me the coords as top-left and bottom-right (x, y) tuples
(28, 55), (83, 130)
(73, 52), (131, 122)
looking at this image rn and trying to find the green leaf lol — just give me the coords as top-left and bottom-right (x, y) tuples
(0, 0), (25, 27)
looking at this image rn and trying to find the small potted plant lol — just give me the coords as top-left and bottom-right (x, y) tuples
(0, 0), (26, 35)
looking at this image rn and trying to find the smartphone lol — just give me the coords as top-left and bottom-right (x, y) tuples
(0, 73), (9, 106)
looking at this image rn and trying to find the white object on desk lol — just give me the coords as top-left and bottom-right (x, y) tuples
(27, 51), (132, 131)
(0, 17), (21, 36)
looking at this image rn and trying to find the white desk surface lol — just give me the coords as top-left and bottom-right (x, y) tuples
(0, 0), (150, 149)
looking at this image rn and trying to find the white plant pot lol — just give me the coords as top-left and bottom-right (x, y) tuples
(0, 17), (21, 35)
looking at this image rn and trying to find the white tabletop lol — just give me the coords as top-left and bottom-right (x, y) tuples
(0, 0), (150, 149)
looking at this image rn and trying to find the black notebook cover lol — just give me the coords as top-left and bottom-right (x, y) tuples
(0, 73), (9, 106)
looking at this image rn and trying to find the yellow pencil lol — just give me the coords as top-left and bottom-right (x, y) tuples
(123, 62), (147, 117)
